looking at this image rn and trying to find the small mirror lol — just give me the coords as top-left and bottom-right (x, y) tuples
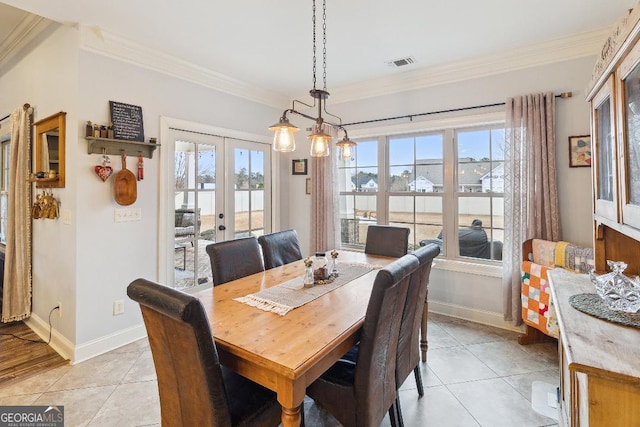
(33, 111), (66, 188)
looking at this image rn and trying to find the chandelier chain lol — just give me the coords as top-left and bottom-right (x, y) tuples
(322, 0), (327, 90)
(312, 0), (317, 90)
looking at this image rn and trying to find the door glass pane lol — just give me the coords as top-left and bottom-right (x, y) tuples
(624, 66), (640, 205)
(174, 139), (214, 289)
(234, 148), (265, 238)
(596, 97), (614, 201)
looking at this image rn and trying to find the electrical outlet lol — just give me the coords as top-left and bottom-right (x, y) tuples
(56, 301), (62, 318)
(113, 300), (125, 316)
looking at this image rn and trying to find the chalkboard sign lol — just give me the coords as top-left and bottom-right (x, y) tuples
(109, 101), (144, 142)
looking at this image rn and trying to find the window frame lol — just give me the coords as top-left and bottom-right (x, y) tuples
(338, 111), (505, 271)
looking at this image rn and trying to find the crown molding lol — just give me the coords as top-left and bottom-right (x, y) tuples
(78, 26), (289, 109)
(330, 27), (610, 105)
(0, 14), (53, 71)
(78, 25), (607, 110)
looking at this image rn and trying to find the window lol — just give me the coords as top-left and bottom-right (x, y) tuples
(338, 139), (378, 247)
(338, 121), (504, 262)
(0, 138), (9, 245)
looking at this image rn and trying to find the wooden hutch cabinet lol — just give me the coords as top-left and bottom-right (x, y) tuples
(587, 2), (640, 276)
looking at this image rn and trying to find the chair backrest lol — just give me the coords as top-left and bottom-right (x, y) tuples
(364, 225), (410, 258)
(206, 237), (265, 286)
(257, 229), (303, 270)
(127, 278), (232, 426)
(354, 253), (419, 426)
(395, 243), (440, 387)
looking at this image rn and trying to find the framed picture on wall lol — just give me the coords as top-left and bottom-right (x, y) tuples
(292, 159), (308, 175)
(569, 135), (591, 167)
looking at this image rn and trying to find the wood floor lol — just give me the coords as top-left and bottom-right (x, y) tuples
(0, 321), (67, 388)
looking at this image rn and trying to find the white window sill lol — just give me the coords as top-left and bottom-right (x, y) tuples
(433, 257), (503, 278)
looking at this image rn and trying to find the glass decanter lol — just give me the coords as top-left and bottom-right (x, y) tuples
(590, 260), (640, 313)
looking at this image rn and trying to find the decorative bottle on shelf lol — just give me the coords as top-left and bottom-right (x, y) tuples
(107, 122), (114, 139)
(313, 252), (329, 281)
(86, 121), (93, 137)
(303, 258), (314, 288)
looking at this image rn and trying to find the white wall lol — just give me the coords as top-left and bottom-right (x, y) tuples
(73, 49), (278, 357)
(286, 56), (595, 329)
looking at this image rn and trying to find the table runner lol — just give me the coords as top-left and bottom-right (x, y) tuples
(234, 262), (381, 315)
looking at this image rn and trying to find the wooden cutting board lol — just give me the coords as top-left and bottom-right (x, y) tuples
(114, 154), (137, 206)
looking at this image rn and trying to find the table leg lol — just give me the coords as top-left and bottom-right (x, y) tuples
(281, 405), (302, 427)
(420, 297), (428, 362)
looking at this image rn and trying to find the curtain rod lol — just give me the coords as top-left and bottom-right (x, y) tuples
(341, 92), (572, 127)
(0, 103), (31, 124)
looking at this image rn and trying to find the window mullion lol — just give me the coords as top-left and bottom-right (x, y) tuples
(442, 128), (456, 257)
(378, 135), (388, 224)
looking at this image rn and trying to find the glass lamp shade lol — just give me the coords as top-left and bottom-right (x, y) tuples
(269, 118), (299, 152)
(308, 129), (332, 157)
(336, 137), (356, 160)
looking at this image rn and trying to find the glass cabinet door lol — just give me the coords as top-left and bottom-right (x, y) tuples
(620, 48), (640, 228)
(592, 76), (618, 221)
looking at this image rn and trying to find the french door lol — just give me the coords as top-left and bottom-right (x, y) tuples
(162, 123), (271, 290)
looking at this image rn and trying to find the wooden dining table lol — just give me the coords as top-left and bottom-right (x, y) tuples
(193, 251), (395, 427)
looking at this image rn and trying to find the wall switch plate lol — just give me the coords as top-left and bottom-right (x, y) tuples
(113, 300), (125, 315)
(114, 208), (141, 222)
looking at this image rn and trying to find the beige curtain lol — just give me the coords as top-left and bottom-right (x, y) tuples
(2, 106), (32, 323)
(503, 93), (559, 324)
(310, 148), (340, 253)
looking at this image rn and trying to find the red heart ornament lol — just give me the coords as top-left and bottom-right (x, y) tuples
(95, 165), (113, 182)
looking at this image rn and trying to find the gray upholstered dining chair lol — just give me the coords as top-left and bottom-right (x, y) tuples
(126, 278), (281, 427)
(392, 243), (440, 427)
(306, 253), (419, 427)
(206, 237), (265, 286)
(257, 229), (303, 270)
(364, 225), (411, 258)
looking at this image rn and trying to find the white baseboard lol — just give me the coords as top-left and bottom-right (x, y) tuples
(24, 314), (74, 362)
(73, 324), (147, 364)
(428, 300), (525, 333)
(24, 315), (147, 364)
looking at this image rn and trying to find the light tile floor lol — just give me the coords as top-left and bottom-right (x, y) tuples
(0, 313), (559, 426)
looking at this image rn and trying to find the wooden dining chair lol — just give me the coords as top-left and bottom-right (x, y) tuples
(306, 253), (419, 427)
(364, 225), (411, 258)
(392, 243), (440, 427)
(206, 237), (265, 286)
(126, 278), (281, 427)
(257, 229), (303, 270)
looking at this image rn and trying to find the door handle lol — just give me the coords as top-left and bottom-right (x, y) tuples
(218, 225), (226, 231)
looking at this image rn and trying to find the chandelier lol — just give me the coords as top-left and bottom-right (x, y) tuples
(268, 0), (356, 160)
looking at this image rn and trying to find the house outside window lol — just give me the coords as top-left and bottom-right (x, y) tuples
(338, 121), (504, 263)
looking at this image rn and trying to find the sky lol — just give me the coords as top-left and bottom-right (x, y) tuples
(347, 128), (505, 170)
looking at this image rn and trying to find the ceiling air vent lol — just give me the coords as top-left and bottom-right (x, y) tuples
(386, 56), (416, 68)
